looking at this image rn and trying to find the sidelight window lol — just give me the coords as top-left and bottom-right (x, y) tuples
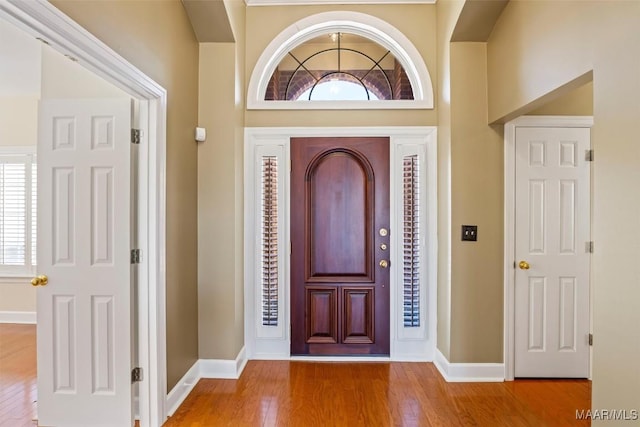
(402, 155), (420, 327)
(261, 156), (279, 326)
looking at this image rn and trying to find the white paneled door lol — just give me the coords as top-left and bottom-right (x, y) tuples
(37, 99), (133, 426)
(514, 126), (590, 378)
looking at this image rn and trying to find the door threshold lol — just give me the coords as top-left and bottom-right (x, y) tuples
(290, 356), (391, 362)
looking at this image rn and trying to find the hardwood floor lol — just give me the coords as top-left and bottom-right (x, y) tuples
(0, 324), (591, 426)
(165, 361), (591, 427)
(0, 323), (37, 427)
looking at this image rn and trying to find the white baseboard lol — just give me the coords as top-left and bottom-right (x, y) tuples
(166, 347), (248, 417)
(166, 360), (200, 417)
(200, 346), (248, 379)
(0, 311), (36, 324)
(434, 349), (504, 382)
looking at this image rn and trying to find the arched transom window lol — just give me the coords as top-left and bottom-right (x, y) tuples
(266, 32), (413, 102)
(247, 12), (434, 110)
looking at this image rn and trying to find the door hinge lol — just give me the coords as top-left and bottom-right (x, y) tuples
(131, 249), (142, 264)
(131, 367), (143, 383)
(131, 129), (141, 144)
(586, 241), (594, 253)
(585, 149), (594, 162)
(588, 333), (593, 346)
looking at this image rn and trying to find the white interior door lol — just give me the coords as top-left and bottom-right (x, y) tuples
(514, 126), (590, 378)
(36, 98), (133, 426)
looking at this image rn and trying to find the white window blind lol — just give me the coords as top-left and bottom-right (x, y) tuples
(261, 156), (279, 326)
(402, 154), (420, 327)
(0, 152), (36, 276)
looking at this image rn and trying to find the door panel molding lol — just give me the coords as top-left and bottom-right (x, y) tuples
(244, 126), (437, 361)
(504, 116), (593, 381)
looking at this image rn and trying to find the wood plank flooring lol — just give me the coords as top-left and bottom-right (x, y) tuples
(0, 324), (591, 426)
(0, 323), (37, 427)
(165, 361), (591, 427)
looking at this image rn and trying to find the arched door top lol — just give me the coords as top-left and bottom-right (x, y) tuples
(247, 11), (434, 110)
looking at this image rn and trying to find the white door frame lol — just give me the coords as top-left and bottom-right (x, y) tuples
(0, 1), (167, 425)
(503, 115), (593, 381)
(244, 126), (438, 362)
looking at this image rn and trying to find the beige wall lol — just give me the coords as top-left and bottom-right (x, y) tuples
(197, 43), (241, 359)
(0, 282), (35, 311)
(529, 81), (593, 116)
(436, 2), (503, 364)
(41, 46), (128, 99)
(245, 4), (438, 127)
(0, 96), (39, 148)
(226, 0), (247, 360)
(51, 0), (200, 390)
(449, 42), (503, 362)
(197, 0), (246, 360)
(487, 0), (640, 418)
(435, 0), (464, 361)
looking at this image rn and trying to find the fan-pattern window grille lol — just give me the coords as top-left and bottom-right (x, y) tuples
(265, 32), (414, 102)
(0, 153), (37, 275)
(261, 156), (279, 326)
(402, 154), (420, 327)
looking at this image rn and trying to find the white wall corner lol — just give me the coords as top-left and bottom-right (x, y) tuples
(166, 360), (200, 417)
(199, 346), (248, 380)
(0, 311), (36, 324)
(434, 349), (505, 383)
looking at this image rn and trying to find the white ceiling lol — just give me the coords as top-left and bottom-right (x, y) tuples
(0, 18), (41, 97)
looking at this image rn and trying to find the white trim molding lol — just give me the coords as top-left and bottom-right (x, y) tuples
(0, 311), (36, 324)
(503, 115), (593, 381)
(244, 126), (437, 362)
(199, 347), (249, 380)
(246, 0), (436, 5)
(166, 348), (248, 417)
(0, 2), (168, 426)
(247, 11), (434, 110)
(434, 349), (504, 383)
(166, 361), (200, 417)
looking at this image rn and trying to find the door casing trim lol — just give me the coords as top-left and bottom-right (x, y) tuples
(503, 115), (593, 381)
(244, 126), (438, 362)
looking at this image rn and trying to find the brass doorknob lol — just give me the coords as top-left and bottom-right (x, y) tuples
(518, 261), (530, 270)
(31, 275), (48, 287)
(379, 260), (389, 268)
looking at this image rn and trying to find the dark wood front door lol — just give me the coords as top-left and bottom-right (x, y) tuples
(291, 137), (390, 355)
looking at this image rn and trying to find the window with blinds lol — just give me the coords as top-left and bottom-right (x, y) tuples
(261, 156), (279, 326)
(402, 154), (420, 327)
(0, 153), (37, 275)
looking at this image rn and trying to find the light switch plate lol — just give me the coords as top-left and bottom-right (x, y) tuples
(462, 225), (478, 242)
